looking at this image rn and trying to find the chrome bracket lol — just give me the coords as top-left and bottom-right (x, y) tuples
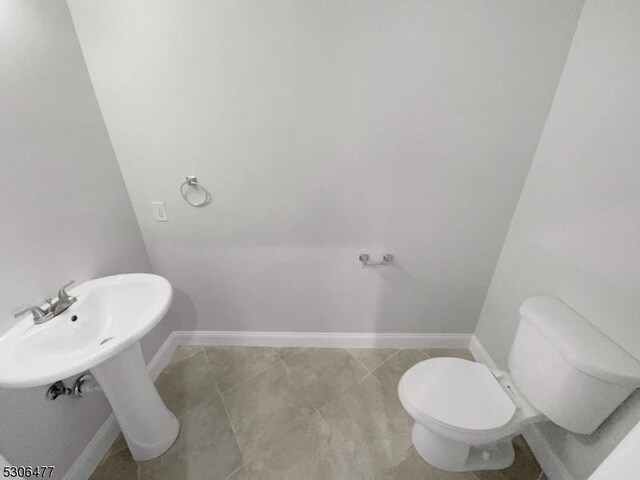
(359, 253), (393, 266)
(185, 175), (198, 186)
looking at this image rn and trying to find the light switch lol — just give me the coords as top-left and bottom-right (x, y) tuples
(151, 202), (169, 222)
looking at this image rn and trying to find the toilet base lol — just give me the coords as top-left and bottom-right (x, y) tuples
(411, 423), (515, 472)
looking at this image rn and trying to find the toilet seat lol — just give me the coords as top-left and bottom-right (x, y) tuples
(398, 357), (544, 471)
(399, 358), (516, 433)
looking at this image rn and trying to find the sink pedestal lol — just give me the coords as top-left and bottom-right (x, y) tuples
(91, 341), (179, 461)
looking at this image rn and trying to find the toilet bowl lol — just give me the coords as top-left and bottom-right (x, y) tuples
(398, 357), (543, 471)
(398, 296), (640, 473)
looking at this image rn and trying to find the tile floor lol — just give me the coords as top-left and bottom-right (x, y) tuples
(90, 346), (542, 480)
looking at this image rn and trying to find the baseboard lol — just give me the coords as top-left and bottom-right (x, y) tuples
(469, 334), (498, 369)
(172, 330), (472, 349)
(470, 335), (575, 480)
(63, 335), (179, 480)
(147, 332), (181, 381)
(522, 426), (575, 480)
(62, 414), (120, 480)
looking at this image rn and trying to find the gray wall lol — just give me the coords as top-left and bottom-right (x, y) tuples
(67, 0), (583, 337)
(0, 1), (171, 476)
(475, 0), (640, 478)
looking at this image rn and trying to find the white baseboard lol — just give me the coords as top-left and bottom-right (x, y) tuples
(65, 330), (471, 480)
(469, 334), (498, 369)
(62, 414), (120, 480)
(522, 425), (575, 480)
(173, 330), (472, 349)
(63, 336), (178, 480)
(470, 334), (574, 480)
(147, 333), (181, 381)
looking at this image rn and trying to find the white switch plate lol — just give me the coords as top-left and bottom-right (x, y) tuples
(151, 201), (169, 222)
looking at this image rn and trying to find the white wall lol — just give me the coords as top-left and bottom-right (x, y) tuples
(475, 0), (640, 478)
(68, 0), (583, 336)
(0, 1), (169, 476)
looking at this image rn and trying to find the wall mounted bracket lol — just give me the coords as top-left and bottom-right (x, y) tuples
(359, 253), (393, 266)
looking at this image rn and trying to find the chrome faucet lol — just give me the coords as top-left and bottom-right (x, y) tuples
(13, 303), (54, 325)
(14, 280), (78, 325)
(51, 281), (77, 316)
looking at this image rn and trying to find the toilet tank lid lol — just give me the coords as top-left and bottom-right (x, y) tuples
(520, 297), (640, 386)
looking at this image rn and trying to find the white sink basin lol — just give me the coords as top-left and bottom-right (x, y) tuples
(0, 273), (179, 460)
(0, 274), (172, 388)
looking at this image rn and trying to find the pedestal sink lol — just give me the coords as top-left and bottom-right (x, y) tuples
(0, 274), (179, 461)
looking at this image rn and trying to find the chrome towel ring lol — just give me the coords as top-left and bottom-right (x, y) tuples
(180, 176), (211, 207)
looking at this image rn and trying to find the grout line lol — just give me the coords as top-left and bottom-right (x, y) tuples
(364, 349), (402, 381)
(169, 354), (223, 422)
(215, 353), (284, 397)
(277, 347), (304, 360)
(360, 368), (382, 385)
(350, 349), (407, 385)
(314, 406), (329, 428)
(280, 357), (290, 375)
(169, 345), (205, 367)
(359, 366), (376, 383)
(345, 349), (373, 378)
(218, 384), (245, 467)
(380, 349), (402, 364)
(225, 464), (242, 479)
(217, 363), (276, 396)
(164, 354), (223, 418)
(202, 348), (223, 398)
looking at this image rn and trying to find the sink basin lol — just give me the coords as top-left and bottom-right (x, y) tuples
(0, 274), (172, 387)
(0, 273), (179, 460)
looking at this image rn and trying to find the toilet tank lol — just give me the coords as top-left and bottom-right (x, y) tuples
(508, 296), (640, 435)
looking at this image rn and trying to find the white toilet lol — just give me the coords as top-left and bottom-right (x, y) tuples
(398, 296), (640, 472)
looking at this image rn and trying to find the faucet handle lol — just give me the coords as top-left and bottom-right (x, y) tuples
(58, 280), (76, 300)
(14, 304), (51, 321)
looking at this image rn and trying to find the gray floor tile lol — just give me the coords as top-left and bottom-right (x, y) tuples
(224, 466), (243, 479)
(224, 467), (244, 479)
(473, 435), (541, 480)
(317, 374), (414, 475)
(282, 348), (369, 409)
(348, 348), (399, 372)
(155, 350), (218, 417)
(505, 435), (542, 479)
(170, 345), (205, 365)
(93, 346), (542, 480)
(384, 447), (477, 480)
(90, 446), (138, 480)
(371, 349), (429, 389)
(425, 348), (475, 361)
(472, 470), (510, 480)
(205, 346), (281, 393)
(233, 407), (339, 479)
(109, 434), (130, 455)
(274, 347), (303, 359)
(139, 396), (242, 480)
(222, 362), (301, 448)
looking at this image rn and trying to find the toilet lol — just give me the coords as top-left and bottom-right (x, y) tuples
(398, 296), (640, 472)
